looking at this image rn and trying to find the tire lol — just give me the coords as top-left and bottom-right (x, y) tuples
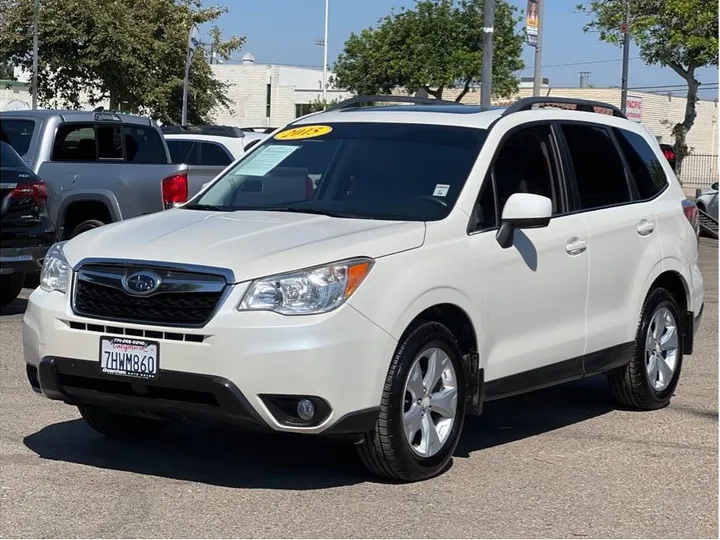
(607, 287), (684, 410)
(1, 273), (26, 308)
(696, 202), (705, 212)
(357, 321), (467, 482)
(78, 404), (170, 439)
(69, 219), (106, 238)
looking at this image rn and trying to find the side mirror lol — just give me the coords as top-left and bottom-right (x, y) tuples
(712, 182), (718, 191)
(496, 193), (552, 249)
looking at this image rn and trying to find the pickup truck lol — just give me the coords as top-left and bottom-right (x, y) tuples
(0, 110), (189, 240)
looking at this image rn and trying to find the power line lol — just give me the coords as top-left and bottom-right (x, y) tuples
(522, 56), (643, 70)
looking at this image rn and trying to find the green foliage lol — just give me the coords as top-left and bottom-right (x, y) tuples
(577, 0), (718, 165)
(333, 0), (524, 101)
(0, 0), (246, 124)
(307, 96), (342, 113)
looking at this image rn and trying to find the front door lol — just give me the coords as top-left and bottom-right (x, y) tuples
(467, 123), (589, 393)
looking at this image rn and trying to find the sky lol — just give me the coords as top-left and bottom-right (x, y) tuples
(210, 0), (718, 100)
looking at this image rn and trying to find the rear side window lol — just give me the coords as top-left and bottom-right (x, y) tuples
(124, 126), (167, 163)
(561, 123), (631, 210)
(614, 128), (667, 199)
(200, 142), (232, 166)
(167, 140), (199, 164)
(52, 124), (97, 161)
(0, 119), (36, 157)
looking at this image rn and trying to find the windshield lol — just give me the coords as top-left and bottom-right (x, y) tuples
(190, 122), (486, 221)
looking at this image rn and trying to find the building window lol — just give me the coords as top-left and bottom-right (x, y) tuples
(296, 103), (314, 118)
(266, 83), (271, 119)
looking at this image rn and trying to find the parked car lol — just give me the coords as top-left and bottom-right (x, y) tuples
(0, 141), (53, 307)
(659, 143), (677, 172)
(24, 96), (704, 482)
(695, 182), (718, 220)
(0, 110), (189, 240)
(163, 125), (268, 197)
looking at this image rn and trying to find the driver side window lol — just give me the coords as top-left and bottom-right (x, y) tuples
(469, 123), (562, 232)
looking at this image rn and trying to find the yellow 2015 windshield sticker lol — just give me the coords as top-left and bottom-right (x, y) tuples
(274, 125), (333, 140)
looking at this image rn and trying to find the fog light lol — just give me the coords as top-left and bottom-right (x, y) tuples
(297, 399), (315, 421)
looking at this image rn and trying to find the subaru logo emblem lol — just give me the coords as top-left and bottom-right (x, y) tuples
(122, 271), (162, 296)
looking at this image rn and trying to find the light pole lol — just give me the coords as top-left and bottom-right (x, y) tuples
(620, 0), (630, 114)
(31, 0), (40, 109)
(532, 0), (544, 97)
(322, 0), (329, 102)
(480, 0), (495, 109)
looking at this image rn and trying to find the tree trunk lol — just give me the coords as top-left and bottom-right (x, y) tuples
(424, 85), (444, 99)
(669, 65), (699, 177)
(455, 79), (472, 102)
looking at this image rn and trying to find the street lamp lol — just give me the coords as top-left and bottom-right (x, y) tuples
(322, 0), (329, 102)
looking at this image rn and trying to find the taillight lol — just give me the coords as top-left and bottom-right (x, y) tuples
(9, 180), (47, 207)
(162, 172), (188, 209)
(662, 147), (675, 162)
(682, 198), (699, 234)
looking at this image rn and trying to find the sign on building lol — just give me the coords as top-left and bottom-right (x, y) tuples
(626, 95), (643, 122)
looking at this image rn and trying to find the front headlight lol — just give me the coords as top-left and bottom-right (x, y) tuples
(40, 242), (70, 293)
(238, 258), (374, 315)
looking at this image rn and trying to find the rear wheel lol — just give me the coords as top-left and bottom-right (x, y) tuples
(357, 321), (466, 482)
(69, 219), (106, 238)
(78, 405), (170, 439)
(607, 287), (683, 410)
(1, 272), (26, 308)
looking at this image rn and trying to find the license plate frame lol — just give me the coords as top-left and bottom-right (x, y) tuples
(99, 336), (159, 380)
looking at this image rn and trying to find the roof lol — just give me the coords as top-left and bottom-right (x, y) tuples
(163, 133), (253, 158)
(0, 109), (153, 126)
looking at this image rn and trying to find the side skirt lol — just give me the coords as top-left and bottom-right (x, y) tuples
(482, 342), (634, 402)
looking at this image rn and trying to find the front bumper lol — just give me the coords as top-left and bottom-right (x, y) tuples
(0, 245), (49, 275)
(23, 285), (396, 436)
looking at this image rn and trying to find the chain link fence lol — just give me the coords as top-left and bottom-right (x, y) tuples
(678, 154), (718, 190)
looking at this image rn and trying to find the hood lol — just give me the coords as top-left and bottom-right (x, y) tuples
(63, 209), (426, 283)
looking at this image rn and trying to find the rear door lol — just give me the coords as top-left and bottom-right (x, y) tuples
(558, 122), (664, 358)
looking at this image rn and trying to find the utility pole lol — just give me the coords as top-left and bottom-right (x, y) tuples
(620, 0), (631, 114)
(31, 0), (40, 109)
(480, 0), (495, 109)
(532, 0), (544, 96)
(322, 0), (329, 102)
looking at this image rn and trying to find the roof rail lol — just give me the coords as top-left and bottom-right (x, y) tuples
(325, 94), (459, 112)
(501, 96), (627, 119)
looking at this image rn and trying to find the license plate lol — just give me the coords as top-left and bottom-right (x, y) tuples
(99, 336), (159, 380)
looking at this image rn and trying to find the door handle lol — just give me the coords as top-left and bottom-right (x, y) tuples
(637, 219), (655, 236)
(566, 237), (587, 256)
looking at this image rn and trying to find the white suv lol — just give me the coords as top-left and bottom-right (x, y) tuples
(23, 96), (704, 482)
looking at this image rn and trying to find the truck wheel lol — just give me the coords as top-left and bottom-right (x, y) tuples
(78, 405), (170, 439)
(607, 287), (683, 410)
(357, 321), (466, 482)
(1, 273), (26, 308)
(70, 219), (106, 238)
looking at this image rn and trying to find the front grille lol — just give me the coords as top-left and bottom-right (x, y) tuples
(72, 263), (228, 327)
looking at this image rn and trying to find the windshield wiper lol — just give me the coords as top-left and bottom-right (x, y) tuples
(264, 206), (374, 219)
(183, 203), (228, 212)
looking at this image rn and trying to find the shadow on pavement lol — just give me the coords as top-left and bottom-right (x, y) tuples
(24, 376), (617, 489)
(1, 297), (28, 317)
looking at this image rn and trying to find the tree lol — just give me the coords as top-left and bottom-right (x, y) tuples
(333, 0), (524, 102)
(0, 0), (246, 124)
(577, 0), (718, 168)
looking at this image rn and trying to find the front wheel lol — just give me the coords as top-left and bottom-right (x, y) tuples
(69, 219), (106, 238)
(358, 321), (466, 482)
(78, 405), (170, 439)
(607, 287), (683, 410)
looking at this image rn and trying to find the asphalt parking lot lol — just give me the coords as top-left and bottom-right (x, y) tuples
(1, 238), (717, 539)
